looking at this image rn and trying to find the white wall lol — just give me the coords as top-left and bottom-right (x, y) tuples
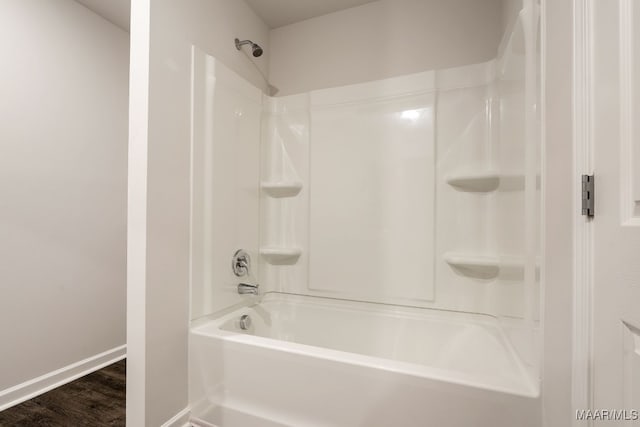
(269, 0), (504, 95)
(541, 0), (574, 424)
(127, 0), (269, 425)
(0, 0), (128, 404)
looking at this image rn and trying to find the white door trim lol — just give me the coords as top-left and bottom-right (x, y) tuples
(572, 0), (594, 424)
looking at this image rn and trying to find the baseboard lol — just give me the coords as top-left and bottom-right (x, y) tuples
(161, 406), (191, 427)
(0, 344), (126, 411)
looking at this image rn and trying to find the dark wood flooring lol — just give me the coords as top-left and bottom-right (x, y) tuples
(0, 359), (126, 427)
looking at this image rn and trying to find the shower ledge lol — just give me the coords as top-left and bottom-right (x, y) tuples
(261, 181), (303, 198)
(446, 172), (526, 192)
(260, 247), (302, 265)
(444, 252), (537, 280)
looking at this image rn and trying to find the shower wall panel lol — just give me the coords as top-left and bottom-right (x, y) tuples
(308, 79), (436, 305)
(191, 49), (262, 319)
(259, 63), (512, 314)
(259, 93), (310, 300)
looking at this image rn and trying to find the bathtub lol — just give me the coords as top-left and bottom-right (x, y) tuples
(189, 293), (540, 427)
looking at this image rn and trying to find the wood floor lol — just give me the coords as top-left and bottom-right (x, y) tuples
(0, 359), (126, 427)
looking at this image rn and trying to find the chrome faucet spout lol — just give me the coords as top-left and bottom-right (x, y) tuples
(238, 282), (259, 295)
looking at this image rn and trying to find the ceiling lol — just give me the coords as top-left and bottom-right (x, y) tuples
(75, 0), (130, 31)
(74, 0), (380, 32)
(245, 0), (379, 28)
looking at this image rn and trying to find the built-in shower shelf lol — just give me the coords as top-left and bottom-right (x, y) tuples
(444, 253), (501, 278)
(446, 173), (500, 192)
(444, 253), (535, 280)
(261, 181), (303, 198)
(446, 173), (526, 192)
(260, 247), (302, 265)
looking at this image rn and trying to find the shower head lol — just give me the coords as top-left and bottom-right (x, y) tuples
(235, 38), (264, 57)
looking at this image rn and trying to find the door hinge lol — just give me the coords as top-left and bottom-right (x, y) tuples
(581, 174), (594, 217)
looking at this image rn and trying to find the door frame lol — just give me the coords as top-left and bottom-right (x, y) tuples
(571, 0), (594, 424)
(571, 0), (640, 424)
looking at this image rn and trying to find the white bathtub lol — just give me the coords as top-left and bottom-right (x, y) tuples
(189, 293), (540, 427)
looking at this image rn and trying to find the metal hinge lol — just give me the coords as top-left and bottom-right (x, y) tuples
(581, 174), (594, 217)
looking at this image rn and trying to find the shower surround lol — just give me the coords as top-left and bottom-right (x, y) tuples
(189, 3), (540, 425)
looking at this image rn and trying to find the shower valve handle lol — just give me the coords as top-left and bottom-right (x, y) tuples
(232, 249), (251, 277)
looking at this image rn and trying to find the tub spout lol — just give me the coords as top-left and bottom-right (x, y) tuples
(238, 282), (259, 295)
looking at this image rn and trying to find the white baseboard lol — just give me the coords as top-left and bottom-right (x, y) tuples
(161, 406), (191, 427)
(0, 344), (126, 411)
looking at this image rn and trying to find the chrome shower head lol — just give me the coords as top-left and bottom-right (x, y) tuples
(235, 38), (264, 57)
(251, 44), (263, 57)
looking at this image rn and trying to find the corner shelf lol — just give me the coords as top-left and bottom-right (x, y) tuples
(444, 252), (535, 280)
(446, 172), (526, 192)
(446, 173), (500, 192)
(260, 247), (302, 265)
(261, 181), (303, 198)
(444, 253), (501, 279)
